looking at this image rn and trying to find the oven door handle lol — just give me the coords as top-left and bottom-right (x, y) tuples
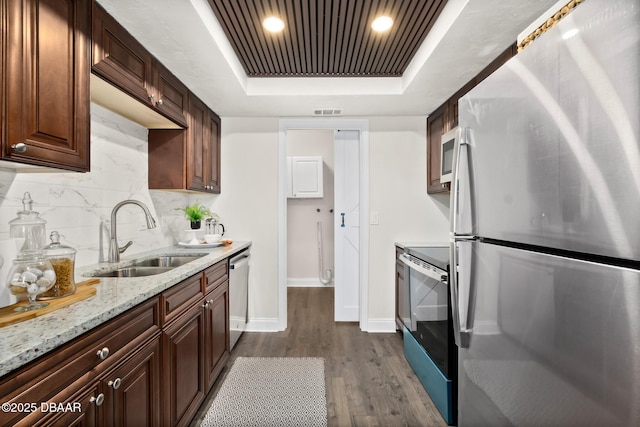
(400, 254), (448, 283)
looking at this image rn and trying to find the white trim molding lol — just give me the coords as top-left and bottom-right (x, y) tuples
(366, 318), (398, 333)
(246, 318), (281, 332)
(279, 118), (370, 332)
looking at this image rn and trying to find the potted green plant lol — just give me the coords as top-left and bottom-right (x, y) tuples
(176, 202), (212, 229)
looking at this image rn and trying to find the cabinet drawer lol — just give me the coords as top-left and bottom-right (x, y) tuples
(204, 259), (228, 294)
(0, 298), (159, 427)
(161, 273), (204, 326)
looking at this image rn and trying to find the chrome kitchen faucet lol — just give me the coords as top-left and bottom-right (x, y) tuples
(108, 200), (157, 263)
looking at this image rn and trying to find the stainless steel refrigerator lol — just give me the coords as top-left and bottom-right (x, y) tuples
(449, 0), (640, 425)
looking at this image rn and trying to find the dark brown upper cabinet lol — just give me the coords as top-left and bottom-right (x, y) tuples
(148, 93), (221, 194)
(426, 104), (450, 194)
(427, 44), (517, 194)
(1, 0), (91, 172)
(91, 2), (187, 128)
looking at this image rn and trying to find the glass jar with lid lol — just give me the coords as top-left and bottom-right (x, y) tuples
(6, 254), (56, 311)
(9, 192), (46, 256)
(40, 231), (76, 299)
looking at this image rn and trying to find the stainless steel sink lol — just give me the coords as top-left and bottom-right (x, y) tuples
(131, 255), (203, 268)
(93, 266), (174, 278)
(89, 254), (204, 278)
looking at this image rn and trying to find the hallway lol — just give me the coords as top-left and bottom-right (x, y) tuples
(193, 287), (447, 426)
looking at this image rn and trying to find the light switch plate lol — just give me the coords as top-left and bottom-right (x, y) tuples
(370, 212), (379, 225)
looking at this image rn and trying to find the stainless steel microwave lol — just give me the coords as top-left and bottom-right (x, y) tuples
(440, 127), (459, 183)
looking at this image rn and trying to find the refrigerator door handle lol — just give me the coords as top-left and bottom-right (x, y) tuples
(450, 127), (473, 237)
(450, 240), (472, 348)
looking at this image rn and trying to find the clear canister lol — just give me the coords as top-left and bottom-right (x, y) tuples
(40, 231), (76, 299)
(9, 192), (47, 255)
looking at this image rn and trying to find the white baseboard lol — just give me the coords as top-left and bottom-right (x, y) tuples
(287, 277), (334, 287)
(247, 316), (400, 333)
(246, 318), (282, 332)
(365, 318), (397, 333)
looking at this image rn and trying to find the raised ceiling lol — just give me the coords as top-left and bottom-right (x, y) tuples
(95, 0), (560, 117)
(207, 0), (447, 77)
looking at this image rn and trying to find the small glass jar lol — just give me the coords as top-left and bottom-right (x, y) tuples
(40, 231), (77, 299)
(6, 254), (56, 311)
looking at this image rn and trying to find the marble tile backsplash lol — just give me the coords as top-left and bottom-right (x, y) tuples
(0, 104), (216, 306)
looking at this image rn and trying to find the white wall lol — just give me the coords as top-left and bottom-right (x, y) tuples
(286, 130), (335, 285)
(0, 104), (200, 306)
(368, 117), (450, 325)
(217, 116), (450, 330)
(209, 118), (281, 327)
(0, 108), (450, 327)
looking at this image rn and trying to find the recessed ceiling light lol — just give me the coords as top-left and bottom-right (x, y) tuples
(371, 16), (393, 32)
(263, 16), (285, 33)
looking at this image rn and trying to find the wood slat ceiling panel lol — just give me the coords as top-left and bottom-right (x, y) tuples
(207, 0), (448, 77)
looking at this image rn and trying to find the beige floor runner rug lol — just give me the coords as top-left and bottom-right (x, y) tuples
(200, 357), (327, 427)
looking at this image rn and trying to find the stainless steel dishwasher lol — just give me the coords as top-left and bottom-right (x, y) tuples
(229, 249), (250, 350)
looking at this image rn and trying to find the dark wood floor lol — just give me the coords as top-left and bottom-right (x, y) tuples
(192, 287), (447, 426)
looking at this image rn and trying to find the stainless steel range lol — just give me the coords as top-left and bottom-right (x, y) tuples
(400, 246), (456, 425)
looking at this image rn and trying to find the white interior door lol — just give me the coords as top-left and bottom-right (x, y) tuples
(334, 130), (360, 321)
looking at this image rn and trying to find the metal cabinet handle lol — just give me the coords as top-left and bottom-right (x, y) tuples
(340, 213), (345, 227)
(157, 98), (163, 106)
(96, 347), (110, 360)
(90, 393), (105, 406)
(11, 143), (27, 153)
(148, 93), (155, 101)
(108, 378), (122, 390)
(202, 302), (209, 308)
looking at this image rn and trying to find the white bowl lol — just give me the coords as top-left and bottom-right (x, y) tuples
(204, 234), (223, 243)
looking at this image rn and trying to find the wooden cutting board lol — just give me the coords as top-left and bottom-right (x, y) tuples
(0, 278), (100, 327)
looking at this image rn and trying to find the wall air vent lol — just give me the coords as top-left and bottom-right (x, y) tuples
(313, 108), (342, 116)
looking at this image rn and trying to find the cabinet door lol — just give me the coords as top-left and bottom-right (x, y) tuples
(39, 383), (102, 427)
(204, 109), (221, 193)
(426, 106), (449, 194)
(2, 0), (90, 171)
(92, 2), (154, 106)
(288, 156), (324, 198)
(204, 282), (229, 391)
(148, 103), (222, 194)
(187, 94), (207, 192)
(162, 304), (205, 427)
(155, 62), (188, 127)
(104, 336), (161, 427)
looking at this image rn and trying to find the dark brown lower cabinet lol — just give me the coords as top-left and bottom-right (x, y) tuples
(162, 302), (206, 427)
(41, 335), (162, 427)
(204, 282), (230, 390)
(42, 383), (101, 427)
(0, 259), (231, 427)
(104, 336), (162, 426)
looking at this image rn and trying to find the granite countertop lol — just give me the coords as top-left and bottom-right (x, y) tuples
(0, 241), (251, 378)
